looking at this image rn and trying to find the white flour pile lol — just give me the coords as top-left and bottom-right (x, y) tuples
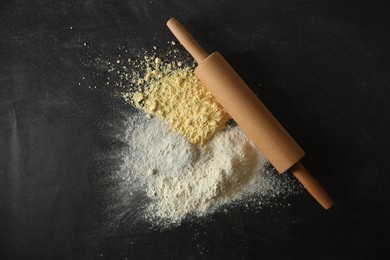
(117, 113), (300, 226)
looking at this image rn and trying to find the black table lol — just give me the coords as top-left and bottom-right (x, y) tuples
(1, 0), (389, 258)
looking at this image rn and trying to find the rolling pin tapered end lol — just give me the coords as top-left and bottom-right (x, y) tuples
(291, 162), (334, 209)
(166, 17), (208, 63)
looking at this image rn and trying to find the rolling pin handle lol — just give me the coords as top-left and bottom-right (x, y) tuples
(291, 162), (334, 209)
(167, 18), (208, 63)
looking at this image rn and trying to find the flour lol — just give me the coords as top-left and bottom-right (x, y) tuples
(126, 56), (230, 146)
(85, 46), (301, 228)
(133, 67), (230, 145)
(118, 113), (300, 226)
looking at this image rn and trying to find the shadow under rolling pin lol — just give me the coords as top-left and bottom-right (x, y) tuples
(167, 18), (334, 209)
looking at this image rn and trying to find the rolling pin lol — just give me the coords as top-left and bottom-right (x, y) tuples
(167, 18), (334, 209)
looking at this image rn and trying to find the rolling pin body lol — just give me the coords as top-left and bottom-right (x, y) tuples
(195, 52), (304, 173)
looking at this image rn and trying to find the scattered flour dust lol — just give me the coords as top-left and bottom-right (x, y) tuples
(117, 113), (301, 226)
(86, 46), (229, 146)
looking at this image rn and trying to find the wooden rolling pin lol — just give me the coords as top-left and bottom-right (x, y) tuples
(167, 18), (334, 209)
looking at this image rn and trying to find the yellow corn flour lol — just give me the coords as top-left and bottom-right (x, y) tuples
(129, 58), (230, 146)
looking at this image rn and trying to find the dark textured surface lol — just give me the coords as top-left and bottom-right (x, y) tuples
(1, 0), (390, 259)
